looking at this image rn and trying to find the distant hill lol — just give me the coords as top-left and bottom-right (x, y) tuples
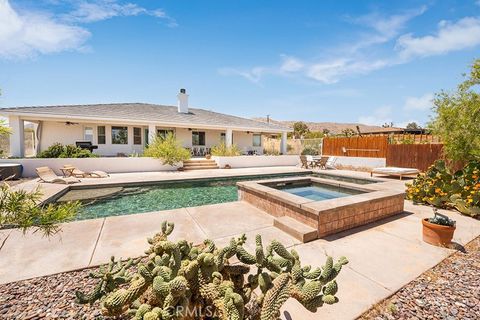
(252, 118), (403, 134)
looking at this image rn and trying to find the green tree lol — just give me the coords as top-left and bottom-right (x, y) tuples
(382, 122), (394, 128)
(0, 119), (10, 136)
(341, 128), (357, 137)
(0, 184), (80, 250)
(429, 59), (480, 161)
(406, 122), (421, 130)
(143, 132), (191, 166)
(292, 121), (309, 138)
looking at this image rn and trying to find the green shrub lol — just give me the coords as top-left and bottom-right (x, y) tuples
(144, 133), (191, 166)
(406, 160), (480, 217)
(211, 142), (241, 156)
(38, 143), (97, 158)
(301, 146), (319, 155)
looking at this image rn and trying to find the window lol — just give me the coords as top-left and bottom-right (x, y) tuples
(84, 127), (94, 142)
(253, 133), (262, 147)
(112, 126), (128, 144)
(133, 127), (142, 145)
(157, 129), (174, 140)
(192, 131), (205, 146)
(97, 126), (106, 144)
(220, 132), (226, 142)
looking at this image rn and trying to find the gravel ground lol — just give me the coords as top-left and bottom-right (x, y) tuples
(359, 236), (480, 320)
(1, 237), (478, 320)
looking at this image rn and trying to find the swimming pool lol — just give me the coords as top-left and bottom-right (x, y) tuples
(57, 172), (310, 220)
(275, 183), (364, 201)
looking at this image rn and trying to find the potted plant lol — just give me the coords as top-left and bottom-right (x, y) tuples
(422, 208), (456, 246)
(205, 153), (211, 159)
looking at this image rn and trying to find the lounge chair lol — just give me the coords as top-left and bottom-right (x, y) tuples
(36, 167), (80, 184)
(62, 165), (109, 178)
(325, 156), (337, 169)
(370, 167), (420, 180)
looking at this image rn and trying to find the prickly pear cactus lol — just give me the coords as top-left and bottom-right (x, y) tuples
(78, 221), (348, 319)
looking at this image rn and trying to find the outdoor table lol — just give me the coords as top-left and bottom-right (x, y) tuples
(60, 167), (75, 177)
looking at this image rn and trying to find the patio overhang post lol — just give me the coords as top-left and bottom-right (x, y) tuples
(280, 131), (287, 155)
(225, 128), (233, 147)
(148, 124), (156, 145)
(8, 115), (25, 157)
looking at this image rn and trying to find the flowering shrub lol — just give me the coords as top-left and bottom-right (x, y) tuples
(406, 160), (480, 217)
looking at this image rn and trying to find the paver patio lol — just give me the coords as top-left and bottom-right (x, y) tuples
(1, 168), (479, 319)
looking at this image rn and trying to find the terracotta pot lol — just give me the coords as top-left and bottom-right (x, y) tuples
(422, 218), (455, 246)
(205, 154), (211, 160)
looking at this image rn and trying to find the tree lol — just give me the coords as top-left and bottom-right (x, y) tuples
(322, 128), (331, 135)
(292, 121), (309, 138)
(406, 122), (421, 130)
(143, 132), (191, 166)
(429, 59), (480, 161)
(382, 122), (394, 128)
(0, 184), (80, 250)
(341, 128), (356, 137)
(0, 119), (10, 136)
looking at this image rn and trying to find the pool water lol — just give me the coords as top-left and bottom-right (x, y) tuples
(278, 183), (364, 201)
(59, 173), (309, 220)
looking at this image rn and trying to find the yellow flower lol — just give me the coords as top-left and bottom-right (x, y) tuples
(467, 198), (473, 203)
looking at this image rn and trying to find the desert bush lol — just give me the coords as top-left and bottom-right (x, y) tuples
(301, 146), (319, 156)
(0, 183), (80, 249)
(76, 221), (348, 319)
(144, 133), (191, 166)
(406, 160), (480, 217)
(38, 143), (97, 158)
(211, 142), (241, 156)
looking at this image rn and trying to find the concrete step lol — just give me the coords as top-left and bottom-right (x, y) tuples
(183, 166), (219, 170)
(273, 216), (318, 243)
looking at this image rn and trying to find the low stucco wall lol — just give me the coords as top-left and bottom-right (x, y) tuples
(327, 156), (386, 170)
(0, 158), (178, 177)
(212, 155), (299, 168)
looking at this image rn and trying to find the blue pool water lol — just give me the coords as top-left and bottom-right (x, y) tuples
(58, 173), (310, 220)
(279, 184), (363, 201)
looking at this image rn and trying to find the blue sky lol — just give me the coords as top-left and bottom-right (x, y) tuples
(1, 0), (480, 127)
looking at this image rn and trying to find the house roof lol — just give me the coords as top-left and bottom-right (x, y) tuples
(0, 103), (290, 132)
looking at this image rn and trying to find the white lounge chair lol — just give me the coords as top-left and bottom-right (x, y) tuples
(325, 156), (338, 169)
(370, 167), (420, 180)
(62, 165), (109, 178)
(36, 167), (80, 184)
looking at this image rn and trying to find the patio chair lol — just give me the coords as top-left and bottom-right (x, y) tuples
(300, 155), (309, 169)
(316, 156), (329, 170)
(36, 167), (80, 184)
(62, 165), (109, 178)
(325, 156), (338, 169)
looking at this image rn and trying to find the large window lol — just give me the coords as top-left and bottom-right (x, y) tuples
(97, 126), (106, 144)
(253, 133), (262, 147)
(192, 131), (206, 146)
(133, 127), (142, 145)
(112, 126), (128, 144)
(157, 129), (174, 140)
(84, 127), (93, 142)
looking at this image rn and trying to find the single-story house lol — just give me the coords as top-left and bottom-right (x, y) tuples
(0, 89), (291, 157)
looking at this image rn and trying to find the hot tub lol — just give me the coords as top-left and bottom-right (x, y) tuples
(237, 176), (405, 241)
(0, 163), (23, 180)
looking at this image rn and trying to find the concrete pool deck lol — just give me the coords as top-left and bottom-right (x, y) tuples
(2, 168), (480, 319)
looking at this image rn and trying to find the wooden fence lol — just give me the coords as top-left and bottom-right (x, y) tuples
(322, 136), (388, 158)
(386, 144), (444, 172)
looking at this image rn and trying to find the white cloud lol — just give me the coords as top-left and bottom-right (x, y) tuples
(306, 58), (389, 84)
(396, 17), (480, 58)
(65, 1), (177, 26)
(218, 67), (268, 83)
(0, 0), (90, 59)
(358, 106), (393, 126)
(280, 55), (304, 72)
(403, 93), (434, 110)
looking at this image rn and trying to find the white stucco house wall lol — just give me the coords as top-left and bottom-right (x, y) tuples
(0, 89), (291, 157)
